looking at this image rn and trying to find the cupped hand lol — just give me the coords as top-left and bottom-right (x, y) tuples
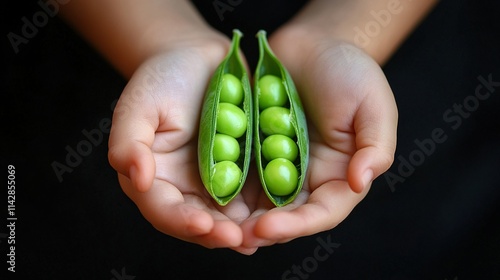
(107, 34), (260, 252)
(107, 27), (397, 255)
(237, 27), (398, 250)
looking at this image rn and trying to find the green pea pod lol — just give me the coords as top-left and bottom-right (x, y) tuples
(254, 30), (309, 207)
(198, 29), (253, 206)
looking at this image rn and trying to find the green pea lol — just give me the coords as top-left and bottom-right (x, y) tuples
(264, 158), (298, 196)
(198, 30), (253, 206)
(220, 73), (243, 105)
(262, 135), (298, 162)
(254, 30), (309, 207)
(213, 133), (240, 162)
(217, 102), (247, 138)
(258, 75), (287, 110)
(212, 161), (242, 197)
(259, 107), (296, 138)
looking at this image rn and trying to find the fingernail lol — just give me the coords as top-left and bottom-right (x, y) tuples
(249, 238), (273, 248)
(233, 247), (258, 256)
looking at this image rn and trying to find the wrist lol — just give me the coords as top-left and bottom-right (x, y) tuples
(269, 0), (437, 65)
(141, 20), (229, 59)
(139, 23), (231, 75)
(268, 24), (353, 79)
(60, 0), (232, 78)
(121, 15), (231, 78)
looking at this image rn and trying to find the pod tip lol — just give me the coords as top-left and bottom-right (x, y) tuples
(256, 30), (267, 38)
(232, 29), (243, 37)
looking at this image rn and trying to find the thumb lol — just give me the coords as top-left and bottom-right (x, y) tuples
(108, 94), (158, 193)
(347, 81), (398, 193)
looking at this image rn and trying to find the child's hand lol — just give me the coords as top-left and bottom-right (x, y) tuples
(62, 0), (434, 255)
(107, 35), (259, 251)
(237, 27), (398, 249)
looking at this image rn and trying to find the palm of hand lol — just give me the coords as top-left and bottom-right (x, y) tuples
(237, 40), (397, 249)
(110, 40), (397, 254)
(111, 47), (251, 248)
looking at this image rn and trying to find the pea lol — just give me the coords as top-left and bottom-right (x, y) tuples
(262, 135), (298, 162)
(264, 158), (298, 196)
(259, 107), (296, 138)
(212, 161), (242, 197)
(220, 73), (243, 105)
(213, 133), (240, 162)
(217, 102), (247, 138)
(258, 75), (287, 110)
(198, 30), (253, 206)
(254, 30), (309, 207)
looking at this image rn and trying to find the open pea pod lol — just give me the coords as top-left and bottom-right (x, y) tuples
(198, 30), (253, 206)
(254, 30), (309, 207)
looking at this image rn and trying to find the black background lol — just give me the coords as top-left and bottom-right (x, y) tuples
(2, 0), (500, 279)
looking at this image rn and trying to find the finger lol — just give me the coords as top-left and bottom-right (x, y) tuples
(108, 84), (158, 192)
(241, 191), (308, 247)
(120, 175), (243, 248)
(240, 209), (276, 248)
(251, 181), (368, 243)
(348, 76), (398, 193)
(230, 246), (259, 256)
(239, 178), (281, 248)
(214, 194), (252, 224)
